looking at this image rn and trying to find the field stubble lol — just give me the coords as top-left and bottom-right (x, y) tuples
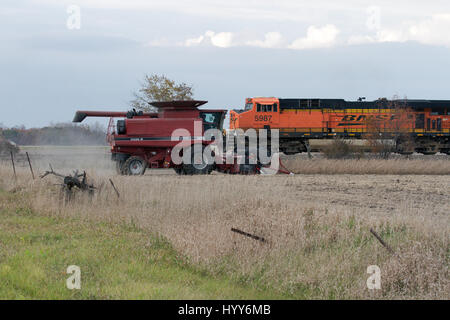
(1, 147), (448, 299)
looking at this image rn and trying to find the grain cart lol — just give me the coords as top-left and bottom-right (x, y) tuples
(73, 100), (254, 175)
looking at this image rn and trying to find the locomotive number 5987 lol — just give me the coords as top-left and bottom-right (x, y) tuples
(255, 115), (272, 122)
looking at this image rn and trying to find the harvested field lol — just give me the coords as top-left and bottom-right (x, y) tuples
(0, 146), (448, 299)
(282, 156), (450, 175)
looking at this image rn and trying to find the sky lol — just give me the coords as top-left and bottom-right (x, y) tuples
(1, 0), (450, 128)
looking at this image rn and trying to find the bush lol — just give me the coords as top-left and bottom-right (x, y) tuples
(367, 140), (394, 159)
(323, 139), (355, 159)
(0, 137), (19, 155)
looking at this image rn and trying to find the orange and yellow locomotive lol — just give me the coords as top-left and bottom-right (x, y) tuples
(230, 97), (450, 155)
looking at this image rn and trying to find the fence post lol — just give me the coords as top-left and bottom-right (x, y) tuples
(109, 179), (120, 198)
(10, 151), (17, 181)
(26, 152), (35, 180)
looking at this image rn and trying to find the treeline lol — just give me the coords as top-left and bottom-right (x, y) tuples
(0, 123), (107, 146)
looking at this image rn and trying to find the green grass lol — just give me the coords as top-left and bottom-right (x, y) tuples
(0, 200), (281, 299)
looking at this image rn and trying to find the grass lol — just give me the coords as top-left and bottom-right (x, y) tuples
(282, 156), (450, 175)
(0, 193), (280, 299)
(0, 154), (448, 300)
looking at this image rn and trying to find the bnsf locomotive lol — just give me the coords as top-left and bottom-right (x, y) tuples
(230, 97), (450, 155)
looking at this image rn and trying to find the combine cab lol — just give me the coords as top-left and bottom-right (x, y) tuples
(73, 100), (256, 175)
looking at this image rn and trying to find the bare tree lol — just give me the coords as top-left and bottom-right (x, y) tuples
(130, 74), (194, 111)
(364, 96), (414, 158)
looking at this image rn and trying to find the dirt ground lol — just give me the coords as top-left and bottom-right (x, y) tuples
(6, 147), (450, 216)
(272, 174), (449, 216)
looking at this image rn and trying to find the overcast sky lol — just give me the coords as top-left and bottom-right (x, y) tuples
(1, 0), (450, 127)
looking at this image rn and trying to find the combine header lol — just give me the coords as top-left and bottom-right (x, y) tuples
(73, 100), (278, 175)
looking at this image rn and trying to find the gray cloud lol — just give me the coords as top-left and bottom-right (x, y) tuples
(1, 0), (450, 127)
(20, 32), (140, 52)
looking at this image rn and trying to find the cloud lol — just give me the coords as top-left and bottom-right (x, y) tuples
(182, 26), (340, 50)
(347, 35), (376, 45)
(348, 14), (450, 47)
(288, 24), (339, 50)
(33, 0), (450, 27)
(348, 30), (406, 45)
(408, 14), (450, 46)
(184, 30), (234, 48)
(246, 32), (284, 48)
(206, 31), (234, 48)
(152, 13), (450, 50)
(184, 35), (205, 47)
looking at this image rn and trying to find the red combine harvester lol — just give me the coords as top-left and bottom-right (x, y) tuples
(73, 100), (266, 175)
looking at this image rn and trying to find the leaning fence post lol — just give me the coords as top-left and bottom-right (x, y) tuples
(231, 227), (266, 243)
(26, 152), (35, 180)
(370, 228), (395, 255)
(10, 151), (16, 181)
(109, 178), (120, 198)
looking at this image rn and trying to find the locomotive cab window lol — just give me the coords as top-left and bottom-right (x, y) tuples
(256, 103), (275, 112)
(245, 103), (253, 111)
(200, 112), (224, 131)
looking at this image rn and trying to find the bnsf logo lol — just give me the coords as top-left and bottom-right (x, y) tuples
(338, 114), (398, 126)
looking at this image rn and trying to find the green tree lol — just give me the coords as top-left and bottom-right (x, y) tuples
(131, 74), (194, 111)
